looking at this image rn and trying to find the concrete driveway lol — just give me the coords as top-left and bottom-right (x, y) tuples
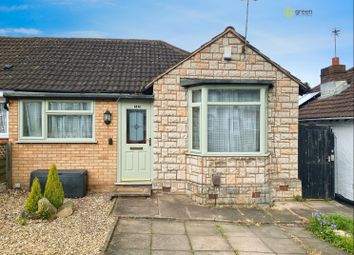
(105, 194), (351, 255)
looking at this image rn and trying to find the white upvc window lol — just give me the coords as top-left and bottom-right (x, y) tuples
(188, 86), (267, 156)
(0, 101), (8, 138)
(19, 100), (95, 142)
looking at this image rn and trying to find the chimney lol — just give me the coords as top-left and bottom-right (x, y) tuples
(320, 57), (346, 83)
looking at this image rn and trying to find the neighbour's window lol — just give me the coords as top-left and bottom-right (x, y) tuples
(20, 100), (94, 142)
(0, 102), (8, 138)
(189, 87), (266, 155)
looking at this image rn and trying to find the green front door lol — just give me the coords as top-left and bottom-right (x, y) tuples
(119, 101), (152, 182)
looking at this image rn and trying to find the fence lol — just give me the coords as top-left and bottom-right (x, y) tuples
(0, 143), (11, 190)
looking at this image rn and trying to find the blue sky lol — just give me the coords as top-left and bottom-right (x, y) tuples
(0, 0), (352, 87)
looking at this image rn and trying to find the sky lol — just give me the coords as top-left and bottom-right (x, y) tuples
(0, 0), (353, 87)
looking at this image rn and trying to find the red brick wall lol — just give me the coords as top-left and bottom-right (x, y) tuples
(9, 99), (118, 191)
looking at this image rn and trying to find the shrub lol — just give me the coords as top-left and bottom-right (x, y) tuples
(44, 164), (64, 209)
(24, 177), (42, 213)
(308, 212), (354, 254)
(16, 215), (28, 225)
(37, 203), (51, 220)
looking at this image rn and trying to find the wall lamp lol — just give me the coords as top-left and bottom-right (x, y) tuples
(104, 110), (112, 125)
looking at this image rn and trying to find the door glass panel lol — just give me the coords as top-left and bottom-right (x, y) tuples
(127, 109), (146, 143)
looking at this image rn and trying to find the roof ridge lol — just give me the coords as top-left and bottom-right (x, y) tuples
(0, 36), (170, 43)
(157, 40), (190, 56)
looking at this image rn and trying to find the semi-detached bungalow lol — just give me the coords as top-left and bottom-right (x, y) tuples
(0, 27), (309, 205)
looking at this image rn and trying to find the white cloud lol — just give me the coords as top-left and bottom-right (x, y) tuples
(0, 5), (29, 11)
(0, 28), (42, 36)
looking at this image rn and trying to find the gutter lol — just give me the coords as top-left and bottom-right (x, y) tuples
(300, 117), (354, 122)
(2, 90), (154, 100)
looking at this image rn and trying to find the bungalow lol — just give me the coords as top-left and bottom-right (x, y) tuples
(0, 27), (309, 204)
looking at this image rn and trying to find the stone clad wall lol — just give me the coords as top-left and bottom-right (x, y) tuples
(9, 99), (118, 191)
(153, 30), (301, 204)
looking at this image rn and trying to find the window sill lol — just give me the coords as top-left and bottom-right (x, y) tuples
(16, 140), (98, 144)
(186, 152), (270, 157)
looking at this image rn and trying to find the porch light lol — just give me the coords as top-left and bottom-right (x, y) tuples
(104, 110), (112, 125)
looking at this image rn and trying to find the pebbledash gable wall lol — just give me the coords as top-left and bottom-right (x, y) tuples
(9, 100), (118, 191)
(152, 30), (301, 204)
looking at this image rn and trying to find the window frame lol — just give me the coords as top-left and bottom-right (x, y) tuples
(189, 89), (202, 152)
(0, 100), (9, 138)
(188, 85), (268, 156)
(19, 99), (95, 143)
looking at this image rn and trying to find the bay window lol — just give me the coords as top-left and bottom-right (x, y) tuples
(20, 100), (94, 142)
(189, 86), (267, 155)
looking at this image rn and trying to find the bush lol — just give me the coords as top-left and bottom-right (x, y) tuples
(308, 212), (354, 254)
(37, 203), (51, 220)
(44, 164), (64, 209)
(24, 177), (42, 213)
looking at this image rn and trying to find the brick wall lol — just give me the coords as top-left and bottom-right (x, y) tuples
(9, 99), (118, 191)
(153, 30), (301, 204)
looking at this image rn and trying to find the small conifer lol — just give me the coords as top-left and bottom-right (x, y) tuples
(24, 177), (42, 213)
(44, 164), (64, 208)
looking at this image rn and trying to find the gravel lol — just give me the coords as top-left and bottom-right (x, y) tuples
(0, 190), (116, 255)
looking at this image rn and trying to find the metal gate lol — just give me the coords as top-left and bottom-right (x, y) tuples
(298, 124), (335, 199)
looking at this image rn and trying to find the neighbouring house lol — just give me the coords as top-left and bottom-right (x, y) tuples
(0, 27), (309, 204)
(299, 57), (353, 204)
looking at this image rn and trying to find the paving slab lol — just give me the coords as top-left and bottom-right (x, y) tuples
(238, 253), (275, 255)
(250, 225), (289, 239)
(116, 197), (158, 217)
(152, 234), (191, 250)
(189, 235), (232, 251)
(219, 223), (257, 237)
(152, 220), (185, 235)
(110, 233), (150, 250)
(265, 208), (302, 223)
(106, 248), (149, 255)
(296, 236), (348, 255)
(281, 226), (314, 238)
(117, 219), (151, 234)
(261, 238), (306, 254)
(194, 252), (236, 255)
(305, 200), (353, 218)
(238, 208), (273, 223)
(157, 195), (191, 219)
(211, 207), (246, 221)
(152, 251), (193, 255)
(227, 236), (273, 253)
(185, 222), (219, 236)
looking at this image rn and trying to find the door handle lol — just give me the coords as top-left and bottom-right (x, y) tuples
(148, 138), (151, 146)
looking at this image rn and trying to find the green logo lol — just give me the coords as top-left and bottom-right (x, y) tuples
(284, 7), (294, 17)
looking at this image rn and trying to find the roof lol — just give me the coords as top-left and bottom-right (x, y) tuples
(300, 65), (354, 120)
(144, 26), (310, 94)
(299, 82), (354, 120)
(0, 37), (189, 93)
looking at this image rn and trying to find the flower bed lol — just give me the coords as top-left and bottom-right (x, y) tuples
(0, 190), (116, 255)
(308, 212), (353, 254)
